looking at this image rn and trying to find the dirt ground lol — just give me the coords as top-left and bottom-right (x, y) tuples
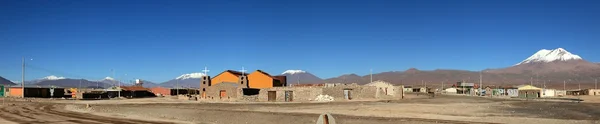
(1, 94), (600, 124)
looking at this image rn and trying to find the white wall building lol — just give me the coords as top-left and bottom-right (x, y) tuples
(444, 88), (458, 94)
(541, 89), (556, 97)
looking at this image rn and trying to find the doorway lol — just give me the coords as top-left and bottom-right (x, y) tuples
(343, 89), (352, 100)
(268, 91), (276, 102)
(285, 91), (293, 102)
(219, 90), (226, 99)
(202, 88), (206, 98)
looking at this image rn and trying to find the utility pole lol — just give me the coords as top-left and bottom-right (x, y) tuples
(176, 79), (179, 95)
(530, 77), (533, 86)
(563, 80), (566, 91)
(113, 69), (120, 98)
(462, 79), (465, 95)
(370, 69), (373, 83)
(578, 80), (581, 90)
(441, 81), (444, 90)
(479, 71), (483, 96)
(595, 79), (598, 89)
(21, 57), (25, 97)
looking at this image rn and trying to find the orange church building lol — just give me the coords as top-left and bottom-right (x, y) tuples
(209, 70), (286, 89)
(210, 70), (248, 86)
(247, 70), (286, 88)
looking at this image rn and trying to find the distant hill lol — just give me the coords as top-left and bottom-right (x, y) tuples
(159, 73), (205, 88)
(0, 76), (16, 85)
(325, 48), (600, 89)
(35, 79), (112, 88)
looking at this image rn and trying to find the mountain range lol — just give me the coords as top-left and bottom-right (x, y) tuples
(325, 48), (600, 89)
(6, 48), (598, 89)
(0, 76), (16, 85)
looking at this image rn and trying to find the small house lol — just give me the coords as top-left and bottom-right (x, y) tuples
(517, 85), (542, 98)
(581, 89), (600, 96)
(541, 89), (556, 97)
(444, 88), (457, 94)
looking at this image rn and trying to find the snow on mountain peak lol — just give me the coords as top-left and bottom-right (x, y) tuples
(515, 48), (583, 65)
(104, 77), (115, 80)
(42, 75), (66, 80)
(282, 70), (306, 75)
(176, 73), (206, 80)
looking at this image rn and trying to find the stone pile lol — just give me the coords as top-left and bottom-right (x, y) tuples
(314, 94), (334, 102)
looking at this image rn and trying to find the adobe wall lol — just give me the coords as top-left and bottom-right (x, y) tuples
(257, 87), (323, 102)
(375, 86), (404, 99)
(322, 85), (377, 100)
(241, 85), (402, 102)
(203, 83), (242, 101)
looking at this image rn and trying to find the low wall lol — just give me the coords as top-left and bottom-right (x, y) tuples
(322, 85), (377, 100)
(239, 85), (403, 102)
(257, 87), (323, 102)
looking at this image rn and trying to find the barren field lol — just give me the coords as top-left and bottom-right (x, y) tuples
(1, 94), (600, 124)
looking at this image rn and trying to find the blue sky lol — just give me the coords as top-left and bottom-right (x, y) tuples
(1, 0), (598, 82)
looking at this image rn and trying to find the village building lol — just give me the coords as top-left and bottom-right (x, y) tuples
(412, 87), (427, 93)
(517, 85), (541, 98)
(493, 88), (505, 96)
(484, 86), (493, 96)
(566, 90), (582, 96)
(456, 82), (474, 95)
(210, 70), (249, 86)
(198, 70), (403, 102)
(541, 89), (556, 97)
(149, 86), (171, 96)
(7, 85), (67, 98)
(247, 70), (287, 88)
(365, 80), (403, 98)
(200, 70), (287, 101)
(443, 87), (458, 94)
(117, 86), (155, 98)
(498, 86), (518, 97)
(403, 86), (413, 93)
(580, 89), (600, 96)
(555, 90), (566, 97)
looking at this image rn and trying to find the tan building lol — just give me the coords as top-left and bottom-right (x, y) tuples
(581, 89), (600, 96)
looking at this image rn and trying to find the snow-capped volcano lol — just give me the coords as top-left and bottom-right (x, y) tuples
(158, 73), (206, 88)
(515, 48), (582, 65)
(103, 77), (115, 81)
(42, 75), (66, 80)
(175, 73), (206, 80)
(280, 70), (323, 84)
(282, 70), (306, 75)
